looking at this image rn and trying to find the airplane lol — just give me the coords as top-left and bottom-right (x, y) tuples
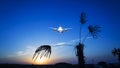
(49, 26), (72, 33)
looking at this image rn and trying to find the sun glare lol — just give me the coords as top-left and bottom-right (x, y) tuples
(33, 57), (48, 65)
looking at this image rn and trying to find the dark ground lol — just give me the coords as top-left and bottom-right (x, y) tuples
(0, 63), (119, 68)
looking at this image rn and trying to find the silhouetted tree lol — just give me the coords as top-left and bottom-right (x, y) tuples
(32, 45), (51, 62)
(76, 12), (100, 68)
(112, 48), (120, 64)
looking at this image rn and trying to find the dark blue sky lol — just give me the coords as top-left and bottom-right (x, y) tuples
(0, 0), (120, 64)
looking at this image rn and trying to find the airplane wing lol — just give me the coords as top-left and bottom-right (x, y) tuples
(49, 27), (57, 31)
(63, 28), (72, 31)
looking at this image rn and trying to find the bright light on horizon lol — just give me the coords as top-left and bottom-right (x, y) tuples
(32, 57), (49, 65)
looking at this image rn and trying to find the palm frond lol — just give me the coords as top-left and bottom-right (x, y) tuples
(112, 48), (119, 56)
(32, 45), (51, 62)
(117, 49), (120, 54)
(112, 50), (117, 56)
(88, 25), (101, 38)
(80, 12), (87, 24)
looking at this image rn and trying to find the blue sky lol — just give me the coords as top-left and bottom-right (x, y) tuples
(0, 0), (120, 64)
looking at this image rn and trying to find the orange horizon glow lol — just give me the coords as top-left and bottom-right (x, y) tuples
(28, 57), (52, 65)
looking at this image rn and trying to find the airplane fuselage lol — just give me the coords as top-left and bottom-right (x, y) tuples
(58, 26), (63, 33)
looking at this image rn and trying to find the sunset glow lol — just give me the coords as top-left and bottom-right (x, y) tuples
(33, 57), (49, 65)
(0, 0), (120, 65)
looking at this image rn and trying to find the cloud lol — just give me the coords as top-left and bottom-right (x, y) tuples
(5, 39), (80, 64)
(8, 46), (36, 57)
(8, 39), (79, 57)
(55, 42), (66, 46)
(16, 51), (25, 56)
(16, 46), (35, 56)
(54, 39), (79, 46)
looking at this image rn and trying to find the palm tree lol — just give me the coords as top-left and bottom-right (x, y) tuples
(32, 45), (51, 62)
(76, 12), (100, 68)
(112, 48), (120, 64)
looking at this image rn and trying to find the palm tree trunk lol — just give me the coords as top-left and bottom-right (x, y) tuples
(79, 25), (82, 43)
(76, 43), (85, 68)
